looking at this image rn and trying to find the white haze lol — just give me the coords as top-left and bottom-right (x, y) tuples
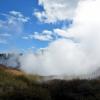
(19, 0), (100, 76)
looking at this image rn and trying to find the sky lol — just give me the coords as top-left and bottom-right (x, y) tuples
(0, 0), (72, 52)
(1, 0), (100, 76)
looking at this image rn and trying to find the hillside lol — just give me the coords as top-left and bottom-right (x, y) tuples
(0, 64), (100, 100)
(0, 64), (50, 100)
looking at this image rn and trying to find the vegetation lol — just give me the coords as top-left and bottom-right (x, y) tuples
(0, 64), (100, 100)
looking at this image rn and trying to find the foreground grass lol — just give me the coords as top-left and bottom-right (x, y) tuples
(0, 65), (100, 100)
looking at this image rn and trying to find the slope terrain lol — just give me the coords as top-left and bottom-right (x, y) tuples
(0, 64), (100, 100)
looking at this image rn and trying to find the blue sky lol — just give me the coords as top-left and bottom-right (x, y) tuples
(0, 0), (100, 76)
(0, 0), (72, 52)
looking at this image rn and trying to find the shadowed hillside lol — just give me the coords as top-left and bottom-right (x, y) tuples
(0, 64), (51, 100)
(0, 64), (100, 100)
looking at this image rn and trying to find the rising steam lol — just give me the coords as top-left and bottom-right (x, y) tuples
(19, 0), (100, 76)
(1, 0), (100, 78)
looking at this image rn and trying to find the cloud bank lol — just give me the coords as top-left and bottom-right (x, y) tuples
(19, 0), (100, 76)
(22, 30), (54, 41)
(34, 0), (80, 23)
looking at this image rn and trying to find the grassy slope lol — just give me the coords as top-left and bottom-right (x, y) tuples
(0, 64), (100, 100)
(0, 64), (51, 100)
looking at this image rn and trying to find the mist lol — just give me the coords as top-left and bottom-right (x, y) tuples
(18, 0), (100, 76)
(1, 0), (100, 78)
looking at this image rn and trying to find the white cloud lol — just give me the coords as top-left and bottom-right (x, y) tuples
(20, 39), (91, 76)
(0, 33), (11, 44)
(53, 28), (72, 38)
(22, 36), (29, 40)
(0, 33), (11, 37)
(42, 30), (53, 35)
(22, 30), (54, 41)
(0, 11), (29, 43)
(66, 0), (100, 69)
(34, 0), (80, 23)
(0, 11), (29, 34)
(19, 0), (100, 77)
(9, 11), (29, 23)
(31, 33), (53, 41)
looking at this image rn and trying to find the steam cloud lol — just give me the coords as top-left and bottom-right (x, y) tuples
(19, 0), (100, 76)
(1, 0), (100, 77)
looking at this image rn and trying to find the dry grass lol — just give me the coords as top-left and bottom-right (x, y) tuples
(0, 64), (100, 100)
(0, 64), (24, 76)
(5, 69), (24, 76)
